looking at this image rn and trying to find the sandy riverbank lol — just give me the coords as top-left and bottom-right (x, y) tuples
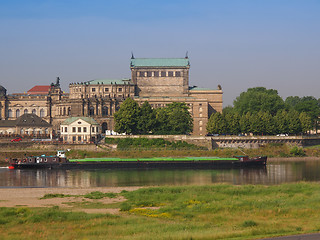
(0, 187), (141, 213)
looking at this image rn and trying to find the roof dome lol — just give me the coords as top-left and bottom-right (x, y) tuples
(0, 85), (7, 97)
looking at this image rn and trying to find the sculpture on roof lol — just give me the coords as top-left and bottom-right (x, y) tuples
(56, 77), (60, 87)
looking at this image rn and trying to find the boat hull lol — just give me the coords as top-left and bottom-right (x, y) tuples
(9, 156), (267, 169)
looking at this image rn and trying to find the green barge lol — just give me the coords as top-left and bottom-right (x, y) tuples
(8, 151), (267, 169)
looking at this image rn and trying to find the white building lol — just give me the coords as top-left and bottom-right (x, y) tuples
(60, 117), (101, 143)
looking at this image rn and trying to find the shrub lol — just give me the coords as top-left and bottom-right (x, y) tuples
(290, 146), (306, 157)
(242, 220), (258, 227)
(120, 202), (132, 211)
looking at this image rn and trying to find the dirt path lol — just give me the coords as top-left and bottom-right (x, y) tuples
(0, 187), (140, 213)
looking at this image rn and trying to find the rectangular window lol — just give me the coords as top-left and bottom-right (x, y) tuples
(78, 127), (81, 132)
(161, 71), (166, 77)
(65, 127), (67, 132)
(61, 127), (63, 133)
(118, 88), (122, 92)
(72, 136), (76, 142)
(154, 71), (159, 77)
(96, 127), (99, 133)
(105, 88), (109, 92)
(72, 127), (76, 133)
(147, 71), (152, 77)
(83, 127), (87, 133)
(78, 136), (81, 141)
(175, 71), (181, 77)
(168, 71), (173, 77)
(92, 127), (95, 133)
(91, 88), (96, 92)
(140, 71), (145, 77)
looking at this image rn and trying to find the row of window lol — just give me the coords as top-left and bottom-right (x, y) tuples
(20, 128), (49, 135)
(59, 107), (71, 116)
(73, 87), (132, 93)
(92, 87), (123, 92)
(61, 126), (99, 133)
(139, 71), (182, 77)
(8, 109), (45, 118)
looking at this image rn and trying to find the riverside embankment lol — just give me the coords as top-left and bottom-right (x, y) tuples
(1, 139), (320, 163)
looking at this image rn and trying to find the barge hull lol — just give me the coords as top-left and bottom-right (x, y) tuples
(10, 157), (267, 169)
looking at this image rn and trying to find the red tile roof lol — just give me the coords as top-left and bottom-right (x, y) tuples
(27, 85), (51, 95)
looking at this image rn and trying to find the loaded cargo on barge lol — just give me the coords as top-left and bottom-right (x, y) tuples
(8, 151), (267, 169)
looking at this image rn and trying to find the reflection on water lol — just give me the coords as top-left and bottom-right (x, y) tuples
(1, 160), (320, 188)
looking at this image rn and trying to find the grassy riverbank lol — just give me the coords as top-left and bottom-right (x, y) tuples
(1, 183), (320, 239)
(1, 142), (320, 163)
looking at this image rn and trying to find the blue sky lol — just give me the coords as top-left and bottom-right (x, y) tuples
(0, 0), (319, 106)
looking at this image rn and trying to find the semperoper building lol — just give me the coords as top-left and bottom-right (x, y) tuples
(0, 56), (222, 136)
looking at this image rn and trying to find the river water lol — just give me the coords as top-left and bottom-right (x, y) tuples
(1, 160), (320, 188)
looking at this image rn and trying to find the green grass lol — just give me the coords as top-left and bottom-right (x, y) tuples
(41, 191), (118, 200)
(2, 183), (320, 239)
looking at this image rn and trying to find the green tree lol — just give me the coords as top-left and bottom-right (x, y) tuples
(154, 108), (170, 134)
(249, 113), (261, 135)
(224, 112), (240, 135)
(233, 87), (286, 115)
(154, 102), (193, 134)
(285, 96), (301, 109)
(166, 102), (193, 134)
(114, 98), (140, 134)
(299, 112), (312, 134)
(294, 96), (320, 121)
(274, 110), (289, 134)
(287, 110), (302, 135)
(222, 106), (235, 115)
(239, 112), (251, 134)
(262, 111), (275, 135)
(207, 112), (226, 134)
(137, 101), (156, 134)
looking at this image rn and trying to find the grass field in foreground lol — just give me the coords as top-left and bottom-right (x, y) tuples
(1, 183), (320, 239)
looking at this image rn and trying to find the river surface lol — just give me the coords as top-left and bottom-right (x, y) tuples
(1, 159), (320, 188)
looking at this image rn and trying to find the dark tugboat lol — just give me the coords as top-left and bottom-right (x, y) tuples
(8, 151), (267, 169)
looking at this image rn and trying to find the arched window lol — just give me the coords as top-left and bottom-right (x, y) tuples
(67, 107), (71, 116)
(40, 109), (45, 117)
(102, 106), (108, 116)
(89, 106), (94, 116)
(20, 128), (24, 135)
(8, 109), (12, 118)
(63, 107), (66, 116)
(32, 109), (36, 115)
(16, 109), (20, 118)
(24, 109), (28, 114)
(45, 128), (49, 134)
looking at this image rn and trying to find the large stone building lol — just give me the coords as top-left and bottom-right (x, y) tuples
(0, 56), (222, 136)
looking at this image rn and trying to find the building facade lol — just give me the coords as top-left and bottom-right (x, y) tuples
(60, 117), (101, 143)
(0, 56), (223, 136)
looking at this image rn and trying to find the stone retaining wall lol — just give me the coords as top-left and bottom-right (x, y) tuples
(107, 135), (320, 149)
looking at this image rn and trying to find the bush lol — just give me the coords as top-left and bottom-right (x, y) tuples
(290, 146), (306, 157)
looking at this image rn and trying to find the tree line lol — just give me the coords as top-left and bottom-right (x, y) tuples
(114, 98), (193, 135)
(207, 87), (319, 135)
